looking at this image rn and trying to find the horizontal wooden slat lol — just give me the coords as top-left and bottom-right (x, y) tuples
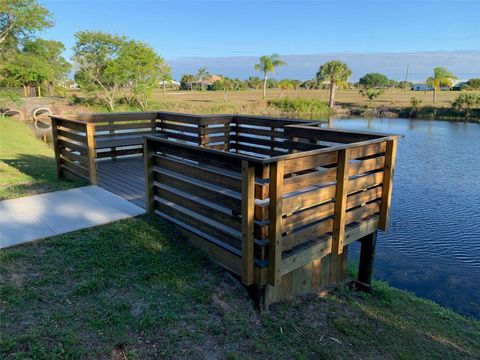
(55, 119), (86, 132)
(282, 219), (333, 252)
(284, 126), (381, 144)
(346, 186), (383, 210)
(234, 126), (284, 138)
(283, 184), (336, 214)
(95, 135), (146, 148)
(95, 121), (155, 132)
(96, 147), (142, 159)
(153, 155), (242, 192)
(236, 143), (285, 157)
(283, 167), (337, 194)
(155, 199), (241, 250)
(234, 115), (309, 127)
(153, 169), (242, 212)
(350, 142), (386, 159)
(155, 184), (241, 231)
(283, 151), (338, 174)
(348, 172), (384, 193)
(61, 157), (89, 178)
(94, 130), (154, 139)
(158, 122), (199, 133)
(162, 132), (199, 143)
(59, 148), (89, 167)
(349, 156), (385, 176)
(201, 125), (230, 135)
(58, 138), (88, 156)
(57, 128), (86, 144)
(157, 112), (203, 125)
(282, 201), (335, 232)
(345, 201), (381, 224)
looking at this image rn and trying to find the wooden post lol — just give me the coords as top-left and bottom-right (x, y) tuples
(241, 160), (255, 285)
(357, 231), (377, 289)
(144, 138), (155, 215)
(332, 148), (350, 254)
(50, 117), (63, 178)
(379, 139), (398, 230)
(85, 123), (97, 184)
(268, 160), (284, 286)
(109, 120), (116, 160)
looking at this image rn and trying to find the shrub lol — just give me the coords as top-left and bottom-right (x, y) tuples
(0, 90), (22, 108)
(267, 97), (331, 114)
(451, 93), (480, 110)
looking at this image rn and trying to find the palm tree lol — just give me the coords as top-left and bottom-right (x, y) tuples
(195, 67), (210, 91)
(316, 60), (352, 108)
(254, 54), (286, 99)
(426, 67), (457, 103)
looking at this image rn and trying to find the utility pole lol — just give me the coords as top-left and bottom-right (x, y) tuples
(403, 64), (410, 93)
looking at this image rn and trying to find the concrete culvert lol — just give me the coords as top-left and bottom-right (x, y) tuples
(2, 109), (24, 121)
(32, 107), (52, 130)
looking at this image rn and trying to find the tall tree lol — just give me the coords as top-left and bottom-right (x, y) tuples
(159, 64), (172, 96)
(73, 31), (165, 111)
(195, 67), (210, 91)
(1, 52), (49, 96)
(0, 0), (52, 45)
(73, 31), (126, 111)
(22, 39), (70, 95)
(426, 67), (457, 103)
(254, 54), (286, 99)
(316, 60), (352, 108)
(120, 40), (167, 110)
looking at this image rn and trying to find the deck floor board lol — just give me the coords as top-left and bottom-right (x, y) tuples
(97, 156), (145, 209)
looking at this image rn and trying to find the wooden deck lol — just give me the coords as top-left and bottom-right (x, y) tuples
(97, 156), (145, 209)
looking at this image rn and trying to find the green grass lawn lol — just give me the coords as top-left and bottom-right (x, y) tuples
(1, 215), (478, 359)
(0, 117), (84, 200)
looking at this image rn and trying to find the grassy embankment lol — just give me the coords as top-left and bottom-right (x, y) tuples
(0, 117), (84, 200)
(1, 215), (479, 359)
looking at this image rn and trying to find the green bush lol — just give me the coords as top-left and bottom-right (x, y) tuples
(267, 97), (331, 114)
(0, 90), (22, 108)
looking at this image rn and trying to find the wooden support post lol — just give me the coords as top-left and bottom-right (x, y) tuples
(144, 138), (155, 215)
(357, 231), (377, 290)
(379, 139), (398, 230)
(332, 148), (350, 254)
(85, 123), (97, 184)
(268, 160), (284, 286)
(198, 124), (207, 147)
(50, 117), (63, 178)
(241, 160), (255, 285)
(109, 120), (116, 160)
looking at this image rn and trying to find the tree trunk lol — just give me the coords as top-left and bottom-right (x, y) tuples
(328, 80), (336, 108)
(23, 85), (27, 97)
(263, 74), (267, 99)
(37, 86), (42, 98)
(163, 82), (166, 96)
(433, 87), (437, 103)
(224, 89), (227, 102)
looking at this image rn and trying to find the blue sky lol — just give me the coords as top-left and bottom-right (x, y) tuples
(40, 1), (480, 80)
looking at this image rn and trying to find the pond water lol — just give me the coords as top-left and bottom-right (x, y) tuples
(331, 118), (480, 318)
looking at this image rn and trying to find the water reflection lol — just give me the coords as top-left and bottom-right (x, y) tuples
(334, 118), (480, 318)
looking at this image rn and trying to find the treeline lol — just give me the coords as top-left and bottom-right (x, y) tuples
(1, 0), (479, 114)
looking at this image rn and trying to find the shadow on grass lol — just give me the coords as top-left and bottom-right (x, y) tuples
(1, 154), (86, 199)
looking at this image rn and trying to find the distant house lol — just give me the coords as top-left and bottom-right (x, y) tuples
(452, 81), (468, 91)
(159, 80), (180, 88)
(412, 83), (433, 91)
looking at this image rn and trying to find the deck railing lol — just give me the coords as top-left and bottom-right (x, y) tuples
(50, 111), (401, 307)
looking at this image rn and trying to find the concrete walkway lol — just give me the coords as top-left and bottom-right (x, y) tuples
(0, 186), (145, 249)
